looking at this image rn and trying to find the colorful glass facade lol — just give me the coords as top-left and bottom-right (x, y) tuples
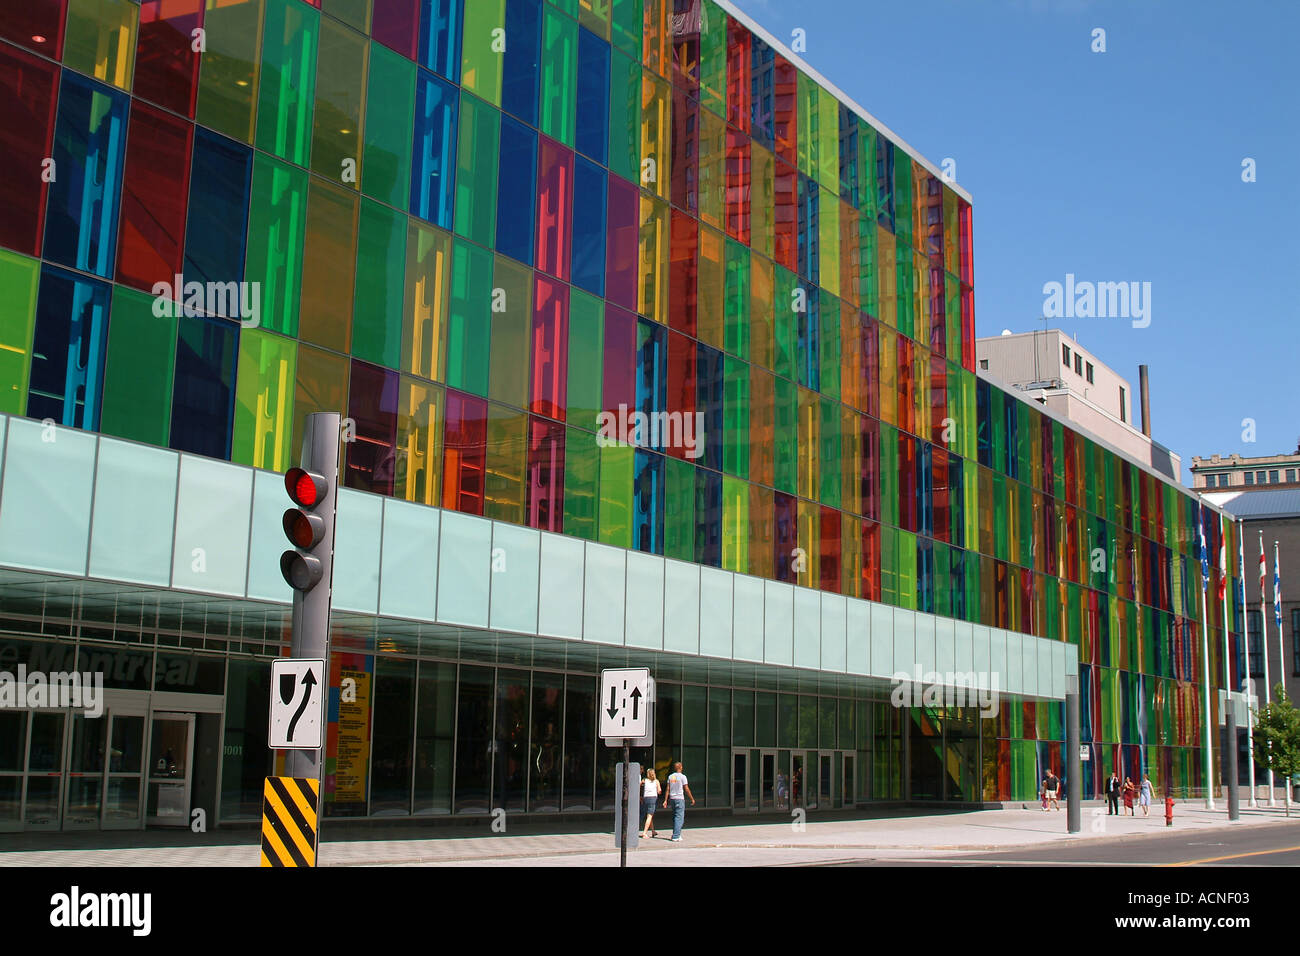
(0, 0), (1243, 803)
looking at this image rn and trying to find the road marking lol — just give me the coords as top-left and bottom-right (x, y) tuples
(1165, 844), (1300, 867)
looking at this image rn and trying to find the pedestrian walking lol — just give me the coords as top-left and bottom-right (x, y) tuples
(1122, 776), (1135, 815)
(1040, 772), (1050, 811)
(1046, 768), (1061, 811)
(1139, 774), (1153, 817)
(640, 768), (662, 839)
(662, 761), (695, 842)
(1106, 770), (1121, 815)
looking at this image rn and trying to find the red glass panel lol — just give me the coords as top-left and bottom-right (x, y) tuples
(772, 54), (796, 166)
(929, 351), (946, 445)
(859, 414), (878, 522)
(932, 445), (949, 545)
(530, 274), (569, 421)
(665, 329), (696, 462)
(671, 0), (699, 91)
(0, 0), (66, 58)
(773, 490), (797, 583)
(772, 156), (796, 271)
(725, 18), (749, 133)
(526, 416), (565, 532)
(372, 0), (420, 60)
(861, 519), (879, 601)
(0, 45), (58, 255)
(344, 360), (399, 497)
(602, 303), (636, 420)
(958, 198), (973, 285)
(536, 136), (573, 280)
(668, 208), (696, 335)
(859, 314), (878, 420)
(960, 283), (974, 371)
(928, 266), (946, 356)
(896, 336), (913, 435)
(724, 128), (749, 244)
(116, 101), (193, 293)
(135, 0), (204, 117)
(898, 432), (916, 533)
(819, 505), (839, 593)
(605, 175), (638, 311)
(442, 389), (487, 515)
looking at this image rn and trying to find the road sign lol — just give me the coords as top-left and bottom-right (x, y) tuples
(1080, 745), (1090, 762)
(260, 775), (319, 867)
(613, 762), (640, 850)
(269, 658), (325, 750)
(599, 667), (651, 740)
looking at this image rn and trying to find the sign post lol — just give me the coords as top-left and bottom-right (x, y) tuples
(600, 668), (652, 867)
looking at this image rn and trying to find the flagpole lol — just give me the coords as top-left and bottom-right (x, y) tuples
(1259, 530), (1274, 807)
(1200, 509), (1215, 811)
(1240, 519), (1256, 807)
(1276, 540), (1290, 811)
(1220, 514), (1233, 807)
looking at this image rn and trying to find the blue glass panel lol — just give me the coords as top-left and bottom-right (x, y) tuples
(696, 340), (723, 473)
(875, 135), (894, 231)
(797, 173), (819, 285)
(184, 128), (252, 294)
(633, 449), (664, 555)
(571, 156), (606, 297)
(170, 313), (236, 460)
(917, 440), (933, 537)
(635, 318), (666, 451)
(948, 451), (964, 549)
(749, 35), (774, 149)
(838, 103), (859, 207)
(495, 115), (537, 264)
(976, 377), (991, 467)
(501, 0), (541, 126)
(27, 265), (111, 430)
(575, 26), (609, 165)
(410, 69), (458, 230)
(694, 467), (722, 567)
(419, 0), (462, 82)
(43, 72), (128, 279)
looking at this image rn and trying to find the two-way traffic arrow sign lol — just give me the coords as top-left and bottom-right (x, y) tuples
(599, 668), (651, 741)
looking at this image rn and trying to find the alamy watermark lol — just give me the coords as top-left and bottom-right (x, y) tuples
(1042, 273), (1151, 328)
(0, 666), (104, 717)
(151, 274), (261, 328)
(889, 663), (1001, 718)
(596, 404), (706, 460)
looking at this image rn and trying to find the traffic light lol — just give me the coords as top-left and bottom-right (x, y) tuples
(280, 466), (332, 592)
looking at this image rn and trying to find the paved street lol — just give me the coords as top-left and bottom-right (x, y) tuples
(2, 802), (1295, 867)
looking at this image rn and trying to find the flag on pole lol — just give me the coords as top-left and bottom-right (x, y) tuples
(1238, 522), (1248, 690)
(1199, 508), (1210, 592)
(1275, 541), (1283, 633)
(1218, 535), (1227, 602)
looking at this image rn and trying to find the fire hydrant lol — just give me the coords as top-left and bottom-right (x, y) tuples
(1164, 796), (1175, 827)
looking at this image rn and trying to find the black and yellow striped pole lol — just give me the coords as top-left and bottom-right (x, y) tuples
(260, 776), (320, 867)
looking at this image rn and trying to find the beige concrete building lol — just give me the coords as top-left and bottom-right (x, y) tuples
(1191, 451), (1300, 491)
(975, 329), (1181, 481)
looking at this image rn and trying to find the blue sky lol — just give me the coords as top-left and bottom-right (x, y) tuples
(730, 0), (1300, 484)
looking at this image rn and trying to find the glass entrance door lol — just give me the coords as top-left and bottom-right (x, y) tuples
(146, 713), (194, 827)
(760, 750), (776, 810)
(731, 750), (750, 810)
(62, 713), (106, 829)
(24, 711), (67, 831)
(842, 753), (856, 807)
(790, 752), (805, 810)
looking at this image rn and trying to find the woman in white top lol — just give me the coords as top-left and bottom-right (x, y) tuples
(640, 768), (662, 839)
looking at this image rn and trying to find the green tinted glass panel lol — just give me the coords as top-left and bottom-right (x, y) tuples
(607, 51), (639, 183)
(195, 0), (261, 142)
(488, 256), (531, 408)
(722, 475), (748, 573)
(244, 153), (307, 337)
(454, 94), (500, 246)
(311, 18), (368, 186)
(819, 397), (839, 508)
(610, 0), (640, 58)
(566, 289), (603, 429)
(563, 425), (599, 540)
(461, 0), (505, 106)
(99, 286), (174, 445)
(445, 239), (493, 396)
(773, 375), (796, 494)
(819, 291), (840, 401)
(256, 0), (319, 166)
(598, 442), (633, 548)
(698, 0), (726, 116)
(664, 455), (694, 561)
(0, 250), (40, 415)
(773, 265), (796, 381)
(231, 328), (297, 471)
(362, 43), (415, 207)
(322, 0), (370, 32)
(723, 355), (748, 479)
(63, 0), (138, 92)
(540, 7), (577, 146)
(724, 239), (749, 359)
(485, 404), (526, 524)
(351, 197), (406, 368)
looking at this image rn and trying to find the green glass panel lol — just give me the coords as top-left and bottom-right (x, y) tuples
(0, 250), (40, 416)
(773, 375), (797, 495)
(857, 121), (878, 223)
(609, 0), (641, 59)
(879, 524), (896, 605)
(98, 286), (174, 445)
(444, 239), (493, 396)
(255, 0), (319, 166)
(454, 94), (500, 246)
(485, 403), (526, 523)
(598, 442), (634, 548)
(896, 530), (916, 610)
(722, 475), (749, 574)
(311, 18), (368, 187)
(773, 264), (797, 381)
(299, 177), (358, 353)
(461, 0), (505, 107)
(819, 398), (839, 509)
(566, 289), (603, 430)
(879, 423), (898, 528)
(244, 153), (307, 337)
(362, 43), (416, 207)
(723, 355), (748, 479)
(351, 197), (406, 369)
(893, 151), (912, 243)
(548, 0), (577, 16)
(195, 0), (262, 143)
(488, 255), (531, 408)
(664, 455), (694, 561)
(697, 0), (726, 117)
(796, 72), (815, 180)
(563, 425), (599, 540)
(607, 51), (639, 184)
(816, 87), (838, 194)
(231, 328), (297, 471)
(724, 238), (749, 359)
(540, 7), (577, 147)
(895, 243), (913, 341)
(819, 195), (839, 294)
(322, 0), (370, 32)
(63, 0), (138, 92)
(818, 291), (840, 401)
(858, 212), (878, 318)
(577, 0), (610, 38)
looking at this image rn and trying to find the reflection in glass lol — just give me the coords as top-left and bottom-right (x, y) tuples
(109, 716), (144, 773)
(24, 776), (59, 828)
(495, 670), (529, 812)
(0, 777), (21, 826)
(414, 661), (455, 815)
(104, 776), (141, 824)
(0, 712), (26, 771)
(149, 720), (189, 780)
(370, 657), (415, 815)
(454, 665), (493, 812)
(562, 676), (594, 810)
(529, 673), (563, 812)
(28, 713), (65, 772)
(68, 715), (105, 772)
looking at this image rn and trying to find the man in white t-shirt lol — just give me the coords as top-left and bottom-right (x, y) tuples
(662, 761), (695, 842)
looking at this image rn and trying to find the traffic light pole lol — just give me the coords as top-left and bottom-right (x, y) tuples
(285, 412), (340, 782)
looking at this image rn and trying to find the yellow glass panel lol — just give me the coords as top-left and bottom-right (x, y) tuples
(397, 376), (442, 506)
(797, 386), (819, 502)
(637, 194), (669, 323)
(402, 220), (451, 382)
(640, 69), (670, 199)
(696, 225), (724, 347)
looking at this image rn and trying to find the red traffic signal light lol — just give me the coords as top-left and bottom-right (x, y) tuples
(282, 467), (331, 593)
(283, 509), (325, 549)
(285, 467), (327, 507)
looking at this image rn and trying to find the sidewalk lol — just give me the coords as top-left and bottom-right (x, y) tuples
(2, 802), (1295, 867)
